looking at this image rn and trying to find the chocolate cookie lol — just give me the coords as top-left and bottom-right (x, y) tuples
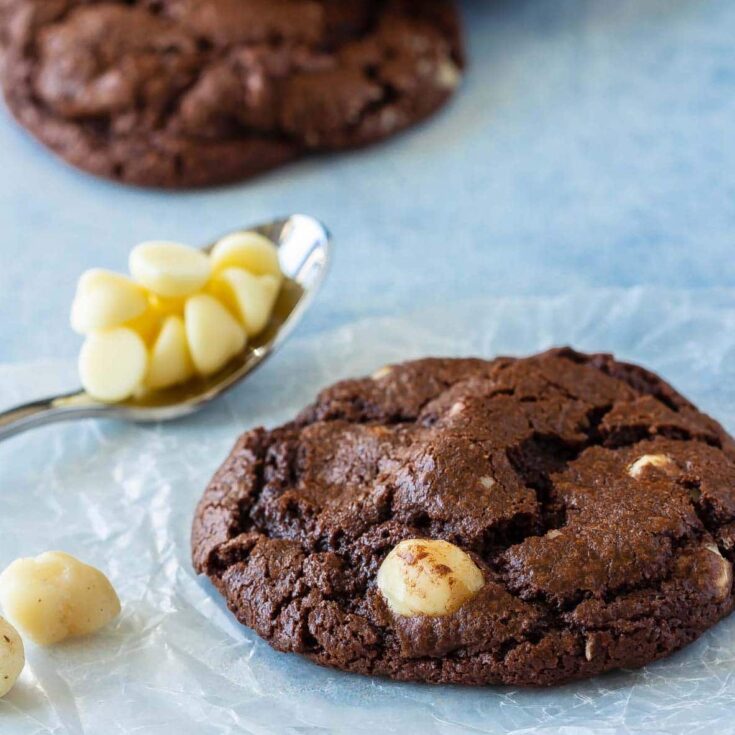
(191, 349), (735, 686)
(0, 0), (463, 187)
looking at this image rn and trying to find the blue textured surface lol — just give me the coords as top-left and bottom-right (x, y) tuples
(1, 4), (735, 731)
(1, 0), (734, 361)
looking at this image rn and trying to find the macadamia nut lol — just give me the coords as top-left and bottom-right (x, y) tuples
(0, 552), (121, 646)
(0, 616), (24, 697)
(628, 453), (679, 479)
(377, 539), (484, 617)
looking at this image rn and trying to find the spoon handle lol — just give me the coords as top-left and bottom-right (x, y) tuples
(0, 391), (101, 441)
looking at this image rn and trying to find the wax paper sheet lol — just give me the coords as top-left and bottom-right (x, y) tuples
(2, 287), (735, 735)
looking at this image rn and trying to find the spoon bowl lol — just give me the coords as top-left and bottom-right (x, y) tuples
(0, 214), (331, 440)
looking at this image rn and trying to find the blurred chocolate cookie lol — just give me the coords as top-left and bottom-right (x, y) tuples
(0, 0), (463, 187)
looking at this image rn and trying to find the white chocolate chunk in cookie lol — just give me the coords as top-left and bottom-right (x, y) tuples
(0, 616), (24, 697)
(210, 232), (282, 281)
(705, 544), (733, 599)
(144, 315), (194, 390)
(70, 269), (148, 334)
(449, 401), (465, 417)
(377, 539), (484, 617)
(184, 294), (246, 376)
(0, 552), (120, 646)
(584, 636), (595, 661)
(209, 268), (280, 337)
(628, 453), (678, 479)
(371, 366), (393, 381)
(130, 241), (211, 298)
(78, 327), (148, 402)
(436, 58), (462, 90)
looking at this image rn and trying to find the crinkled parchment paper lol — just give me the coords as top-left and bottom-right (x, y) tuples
(2, 288), (735, 735)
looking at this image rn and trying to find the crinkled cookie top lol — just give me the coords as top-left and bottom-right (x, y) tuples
(192, 348), (735, 686)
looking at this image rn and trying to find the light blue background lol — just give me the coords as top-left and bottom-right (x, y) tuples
(1, 3), (735, 732)
(1, 0), (734, 363)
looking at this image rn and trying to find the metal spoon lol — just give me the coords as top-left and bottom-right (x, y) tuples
(0, 214), (331, 441)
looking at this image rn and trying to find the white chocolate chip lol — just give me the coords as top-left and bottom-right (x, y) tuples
(479, 476), (496, 490)
(184, 294), (246, 376)
(436, 58), (462, 90)
(546, 529), (563, 540)
(123, 302), (165, 346)
(0, 616), (24, 697)
(208, 268), (280, 337)
(628, 454), (678, 480)
(449, 401), (465, 416)
(144, 315), (194, 390)
(371, 366), (393, 381)
(0, 552), (121, 646)
(129, 241), (211, 298)
(78, 327), (148, 402)
(376, 539), (484, 617)
(210, 231), (282, 282)
(705, 543), (733, 599)
(70, 269), (148, 334)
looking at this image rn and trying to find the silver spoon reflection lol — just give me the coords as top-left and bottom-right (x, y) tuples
(0, 214), (331, 441)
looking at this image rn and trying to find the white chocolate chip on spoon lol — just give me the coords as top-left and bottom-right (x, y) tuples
(185, 293), (246, 376)
(210, 231), (282, 282)
(0, 616), (24, 697)
(144, 315), (194, 390)
(210, 268), (280, 337)
(124, 293), (188, 347)
(0, 552), (121, 646)
(70, 269), (148, 334)
(78, 327), (148, 402)
(377, 538), (484, 617)
(129, 241), (212, 298)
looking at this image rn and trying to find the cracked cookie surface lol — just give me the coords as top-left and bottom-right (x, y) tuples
(0, 0), (462, 187)
(191, 348), (735, 686)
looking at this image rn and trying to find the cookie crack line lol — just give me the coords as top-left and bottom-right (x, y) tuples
(229, 365), (728, 556)
(494, 429), (703, 615)
(192, 349), (735, 686)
